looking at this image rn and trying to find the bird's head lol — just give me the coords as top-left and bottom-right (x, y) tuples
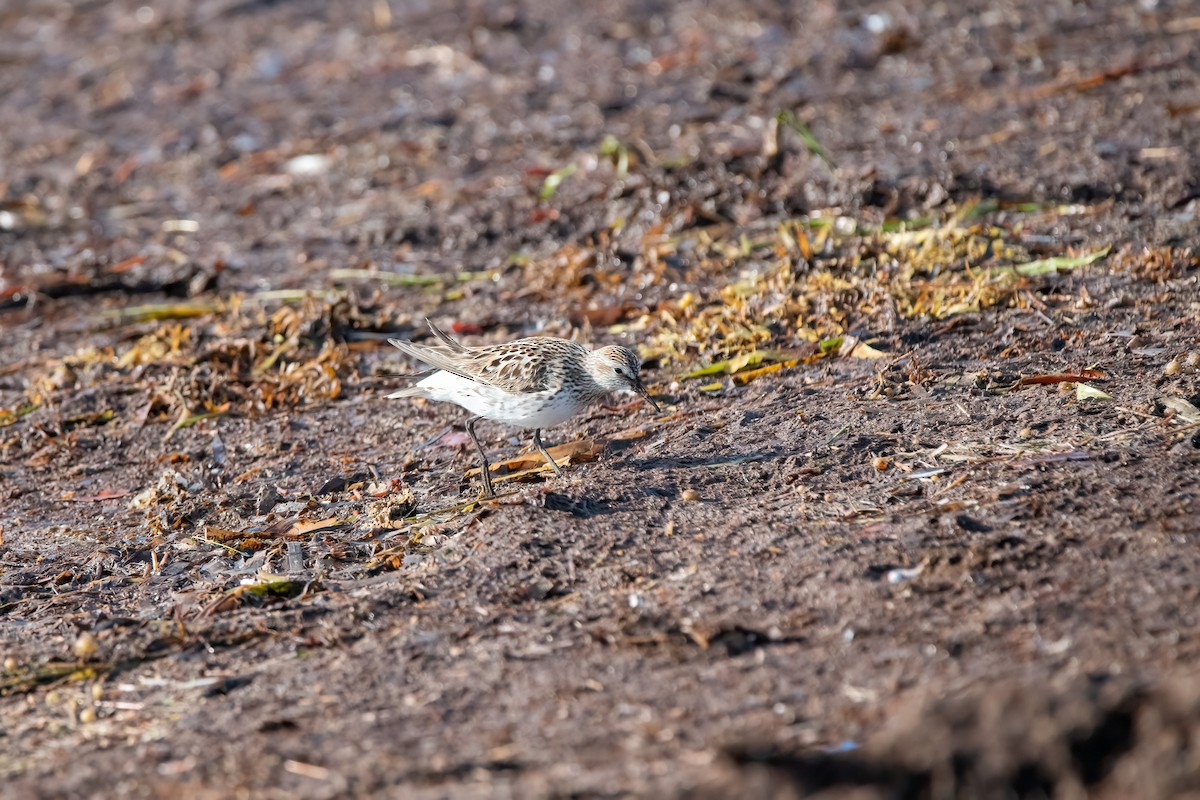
(588, 345), (659, 411)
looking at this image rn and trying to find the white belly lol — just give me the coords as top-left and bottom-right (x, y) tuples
(412, 371), (584, 429)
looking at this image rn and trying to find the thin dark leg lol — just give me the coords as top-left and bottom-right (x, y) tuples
(465, 416), (495, 498)
(532, 428), (562, 478)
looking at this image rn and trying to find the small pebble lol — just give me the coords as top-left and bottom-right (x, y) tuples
(3, 657), (16, 671)
(73, 632), (99, 661)
(79, 707), (98, 724)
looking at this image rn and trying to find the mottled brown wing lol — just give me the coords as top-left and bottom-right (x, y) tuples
(464, 345), (553, 393)
(387, 333), (552, 393)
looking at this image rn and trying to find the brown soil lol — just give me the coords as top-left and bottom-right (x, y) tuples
(2, 0), (1199, 798)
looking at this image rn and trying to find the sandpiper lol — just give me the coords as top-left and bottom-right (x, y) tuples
(388, 320), (659, 497)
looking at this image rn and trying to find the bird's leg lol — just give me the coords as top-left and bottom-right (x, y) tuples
(466, 416), (495, 498)
(532, 428), (563, 478)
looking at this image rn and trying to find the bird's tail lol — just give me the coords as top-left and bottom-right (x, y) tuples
(385, 385), (428, 400)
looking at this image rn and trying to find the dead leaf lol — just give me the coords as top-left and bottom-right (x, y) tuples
(840, 337), (889, 359)
(1075, 383), (1111, 401)
(204, 527), (244, 543)
(732, 360), (798, 385)
(286, 517), (348, 537)
(467, 439), (601, 477)
(1161, 397), (1200, 423)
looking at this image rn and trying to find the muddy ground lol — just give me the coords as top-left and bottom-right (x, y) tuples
(2, 0), (1200, 797)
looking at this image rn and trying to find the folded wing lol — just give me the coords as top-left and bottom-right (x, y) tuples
(388, 321), (550, 394)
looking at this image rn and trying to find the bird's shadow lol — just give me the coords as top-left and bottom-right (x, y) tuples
(520, 449), (792, 515)
(540, 492), (613, 518)
(622, 449), (793, 471)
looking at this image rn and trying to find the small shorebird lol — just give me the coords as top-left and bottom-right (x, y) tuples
(388, 320), (659, 497)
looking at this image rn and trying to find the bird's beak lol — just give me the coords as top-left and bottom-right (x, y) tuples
(635, 380), (661, 412)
